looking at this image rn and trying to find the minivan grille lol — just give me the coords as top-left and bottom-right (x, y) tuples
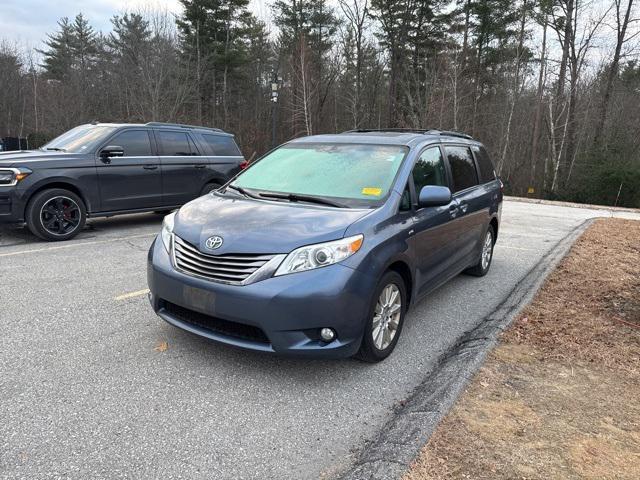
(173, 235), (275, 284)
(163, 301), (270, 344)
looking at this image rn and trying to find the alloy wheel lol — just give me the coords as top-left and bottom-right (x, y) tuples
(40, 196), (81, 236)
(481, 229), (493, 270)
(372, 283), (402, 350)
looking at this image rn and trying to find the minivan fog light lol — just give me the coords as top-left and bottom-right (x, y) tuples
(274, 234), (363, 276)
(320, 328), (336, 342)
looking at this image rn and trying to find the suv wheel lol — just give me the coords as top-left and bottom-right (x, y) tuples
(355, 270), (407, 363)
(466, 225), (495, 277)
(26, 189), (87, 241)
(201, 182), (223, 196)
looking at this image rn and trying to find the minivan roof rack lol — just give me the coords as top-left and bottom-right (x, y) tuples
(342, 128), (473, 140)
(145, 122), (224, 133)
(425, 129), (473, 140)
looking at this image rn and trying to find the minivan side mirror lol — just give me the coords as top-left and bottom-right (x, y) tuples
(100, 145), (124, 159)
(418, 185), (452, 208)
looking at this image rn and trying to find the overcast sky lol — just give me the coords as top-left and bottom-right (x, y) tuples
(0, 0), (271, 49)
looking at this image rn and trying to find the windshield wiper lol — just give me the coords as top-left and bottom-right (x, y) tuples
(257, 192), (347, 208)
(43, 147), (66, 152)
(225, 184), (262, 199)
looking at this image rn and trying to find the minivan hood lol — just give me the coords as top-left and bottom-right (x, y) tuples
(174, 193), (372, 255)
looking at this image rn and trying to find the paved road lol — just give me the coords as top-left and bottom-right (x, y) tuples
(1, 200), (638, 479)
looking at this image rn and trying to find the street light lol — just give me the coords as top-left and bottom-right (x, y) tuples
(271, 74), (280, 148)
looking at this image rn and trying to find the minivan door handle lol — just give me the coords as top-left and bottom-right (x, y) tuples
(449, 204), (459, 217)
(143, 164), (158, 170)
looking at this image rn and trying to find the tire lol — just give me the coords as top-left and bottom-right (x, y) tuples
(201, 182), (223, 196)
(465, 224), (495, 277)
(355, 270), (407, 363)
(25, 188), (87, 241)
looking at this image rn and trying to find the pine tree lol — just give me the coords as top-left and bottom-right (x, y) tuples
(38, 17), (75, 80)
(177, 0), (253, 127)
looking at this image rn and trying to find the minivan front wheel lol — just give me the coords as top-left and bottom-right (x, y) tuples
(355, 271), (407, 363)
(26, 189), (87, 241)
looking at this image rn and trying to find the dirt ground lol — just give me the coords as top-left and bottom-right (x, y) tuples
(404, 218), (640, 480)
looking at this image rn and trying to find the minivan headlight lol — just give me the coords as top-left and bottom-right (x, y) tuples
(274, 234), (364, 276)
(161, 212), (176, 252)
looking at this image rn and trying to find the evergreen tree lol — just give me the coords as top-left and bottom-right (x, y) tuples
(38, 17), (75, 80)
(177, 0), (253, 126)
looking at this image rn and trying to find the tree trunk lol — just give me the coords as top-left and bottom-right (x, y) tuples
(529, 14), (548, 192)
(592, 0), (634, 148)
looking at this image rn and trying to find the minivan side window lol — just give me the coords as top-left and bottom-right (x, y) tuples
(156, 131), (195, 156)
(399, 183), (412, 211)
(446, 146), (478, 192)
(202, 134), (241, 156)
(413, 147), (448, 195)
(472, 145), (496, 183)
(109, 130), (152, 156)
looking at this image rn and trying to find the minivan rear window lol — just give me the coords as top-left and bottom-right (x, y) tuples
(232, 143), (408, 206)
(202, 134), (241, 156)
(472, 145), (497, 183)
(446, 146), (478, 192)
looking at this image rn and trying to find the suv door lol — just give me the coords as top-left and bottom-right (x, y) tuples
(155, 130), (204, 205)
(409, 146), (461, 295)
(96, 129), (162, 212)
(444, 145), (485, 265)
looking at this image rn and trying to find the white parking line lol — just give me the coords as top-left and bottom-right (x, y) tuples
(115, 289), (150, 301)
(0, 233), (156, 258)
(498, 244), (536, 251)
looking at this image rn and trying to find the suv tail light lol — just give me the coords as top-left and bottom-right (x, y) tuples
(239, 161), (249, 170)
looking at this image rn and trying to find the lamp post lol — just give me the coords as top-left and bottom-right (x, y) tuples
(271, 75), (280, 148)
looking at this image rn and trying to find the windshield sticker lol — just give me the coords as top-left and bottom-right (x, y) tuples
(362, 187), (382, 196)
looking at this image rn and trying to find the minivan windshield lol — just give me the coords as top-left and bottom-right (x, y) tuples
(41, 125), (116, 153)
(229, 143), (408, 208)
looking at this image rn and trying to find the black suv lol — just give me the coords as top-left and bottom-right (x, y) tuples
(0, 122), (245, 241)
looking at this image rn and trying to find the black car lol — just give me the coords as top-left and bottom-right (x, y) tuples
(0, 122), (246, 241)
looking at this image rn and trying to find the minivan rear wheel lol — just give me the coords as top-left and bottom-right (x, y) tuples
(465, 225), (495, 277)
(26, 188), (87, 241)
(355, 270), (407, 363)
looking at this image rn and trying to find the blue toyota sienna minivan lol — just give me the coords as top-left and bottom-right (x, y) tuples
(147, 129), (502, 362)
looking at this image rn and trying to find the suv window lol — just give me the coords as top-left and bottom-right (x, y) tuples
(472, 145), (496, 183)
(413, 147), (448, 195)
(109, 130), (152, 156)
(156, 131), (196, 156)
(202, 134), (241, 156)
(446, 146), (478, 192)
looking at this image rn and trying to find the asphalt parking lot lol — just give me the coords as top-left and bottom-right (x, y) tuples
(2, 200), (639, 479)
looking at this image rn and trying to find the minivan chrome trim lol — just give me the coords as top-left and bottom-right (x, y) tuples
(170, 234), (285, 286)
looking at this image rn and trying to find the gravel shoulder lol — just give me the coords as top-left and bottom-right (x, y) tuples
(404, 218), (640, 480)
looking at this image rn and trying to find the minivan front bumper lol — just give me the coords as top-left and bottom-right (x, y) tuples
(147, 236), (375, 358)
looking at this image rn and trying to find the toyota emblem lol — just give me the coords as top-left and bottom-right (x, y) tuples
(205, 235), (224, 250)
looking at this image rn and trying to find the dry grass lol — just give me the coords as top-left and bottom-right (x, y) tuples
(404, 218), (640, 480)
